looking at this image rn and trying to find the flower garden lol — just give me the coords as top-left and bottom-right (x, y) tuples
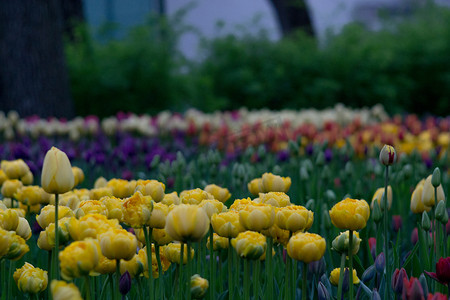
(0, 105), (448, 300)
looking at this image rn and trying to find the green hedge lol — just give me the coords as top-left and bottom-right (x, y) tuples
(66, 5), (450, 117)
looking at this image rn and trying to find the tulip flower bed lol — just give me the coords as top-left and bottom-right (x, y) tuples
(0, 108), (448, 300)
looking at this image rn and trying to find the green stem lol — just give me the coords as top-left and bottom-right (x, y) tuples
(336, 253), (346, 300)
(209, 226), (214, 300)
(292, 259), (297, 299)
(302, 262), (307, 300)
(85, 276), (92, 300)
(155, 244), (163, 300)
(179, 243), (184, 300)
(100, 274), (112, 300)
(136, 276), (143, 300)
(1, 259), (5, 300)
(7, 260), (14, 300)
(228, 238), (232, 299)
(285, 250), (291, 300)
(244, 259), (250, 300)
(435, 187), (440, 261)
(54, 193), (60, 280)
(187, 242), (192, 300)
(443, 223), (447, 258)
(349, 230), (354, 300)
(143, 226), (154, 300)
(384, 166), (391, 300)
(116, 260), (121, 300)
(266, 237), (274, 300)
(254, 260), (260, 299)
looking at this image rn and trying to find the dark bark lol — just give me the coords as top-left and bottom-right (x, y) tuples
(0, 0), (74, 118)
(268, 0), (314, 36)
(61, 0), (84, 41)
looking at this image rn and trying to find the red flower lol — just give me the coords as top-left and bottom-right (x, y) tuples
(402, 277), (424, 300)
(425, 257), (450, 285)
(427, 293), (447, 300)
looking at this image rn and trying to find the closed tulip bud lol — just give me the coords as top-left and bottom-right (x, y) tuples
(41, 147), (74, 194)
(14, 262), (48, 294)
(165, 204), (209, 243)
(287, 232), (326, 263)
(309, 257), (326, 276)
(37, 230), (53, 251)
(329, 198), (370, 231)
(204, 184), (231, 203)
(248, 178), (263, 196)
(325, 190), (336, 203)
(372, 289), (381, 300)
(94, 177), (108, 188)
(305, 198), (315, 211)
(99, 229), (137, 261)
(422, 212), (431, 231)
(318, 281), (330, 300)
(51, 280), (83, 300)
(419, 273), (428, 297)
(71, 167), (85, 187)
(410, 181), (431, 214)
(392, 268), (408, 294)
(425, 257), (450, 285)
(371, 186), (392, 211)
(431, 167), (441, 188)
(332, 231), (361, 255)
(375, 252), (385, 274)
(379, 144), (397, 166)
(392, 215), (403, 232)
(372, 200), (382, 223)
(119, 271), (132, 295)
(275, 205), (313, 232)
(299, 166), (309, 181)
(15, 217), (31, 240)
(191, 274), (209, 299)
(0, 209), (20, 231)
(316, 151), (325, 167)
(261, 173), (291, 193)
(1, 179), (23, 198)
(239, 203), (275, 232)
(422, 175), (445, 207)
(232, 231), (267, 260)
(402, 277), (424, 300)
(436, 201), (447, 224)
(362, 265), (376, 283)
(211, 211), (245, 238)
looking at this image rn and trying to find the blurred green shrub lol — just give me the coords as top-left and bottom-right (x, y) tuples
(66, 5), (450, 117)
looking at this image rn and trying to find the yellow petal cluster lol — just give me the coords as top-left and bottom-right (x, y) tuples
(329, 268), (360, 285)
(180, 188), (214, 205)
(75, 200), (108, 218)
(239, 202), (275, 232)
(14, 262), (48, 294)
(36, 205), (74, 229)
(232, 231), (267, 260)
(286, 232), (326, 263)
(163, 243), (194, 264)
(211, 211), (244, 238)
(1, 179), (23, 198)
(256, 192), (291, 207)
(1, 159), (30, 180)
(198, 199), (227, 219)
(329, 198), (370, 231)
(107, 179), (136, 198)
(165, 204), (209, 243)
(148, 202), (169, 228)
(121, 192), (152, 228)
(51, 280), (83, 300)
(261, 173), (291, 193)
(59, 238), (100, 280)
(204, 184), (231, 203)
(275, 205), (313, 232)
(135, 179), (166, 202)
(191, 274), (209, 299)
(207, 233), (229, 250)
(98, 228), (137, 261)
(68, 214), (120, 241)
(371, 186), (393, 210)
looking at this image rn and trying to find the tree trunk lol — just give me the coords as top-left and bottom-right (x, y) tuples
(0, 0), (74, 118)
(268, 0), (314, 36)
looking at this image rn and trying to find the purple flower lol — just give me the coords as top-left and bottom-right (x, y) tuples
(119, 271), (131, 295)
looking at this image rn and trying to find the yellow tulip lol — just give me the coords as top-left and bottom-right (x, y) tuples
(0, 208), (20, 231)
(256, 192), (291, 207)
(107, 179), (136, 198)
(45, 218), (71, 247)
(5, 232), (30, 260)
(36, 204), (74, 229)
(20, 171), (34, 185)
(14, 185), (48, 206)
(165, 204), (210, 243)
(239, 203), (275, 232)
(57, 193), (80, 211)
(286, 232), (326, 263)
(94, 254), (116, 275)
(161, 191), (180, 206)
(330, 268), (360, 285)
(180, 188), (214, 205)
(68, 214), (120, 241)
(135, 179), (166, 202)
(59, 238), (99, 280)
(275, 205), (313, 232)
(410, 181), (431, 214)
(0, 170), (8, 186)
(14, 262), (48, 294)
(207, 233), (229, 250)
(99, 228), (138, 261)
(41, 147), (75, 194)
(211, 211), (245, 238)
(135, 227), (173, 246)
(75, 200), (108, 218)
(15, 217), (31, 240)
(204, 184), (231, 203)
(37, 230), (53, 251)
(198, 199), (227, 219)
(191, 274), (209, 299)
(261, 173), (291, 193)
(1, 179), (23, 198)
(72, 189), (90, 201)
(120, 253), (145, 278)
(229, 198), (252, 211)
(138, 246), (171, 278)
(248, 178), (263, 196)
(100, 196), (124, 220)
(261, 224), (290, 246)
(329, 198), (370, 231)
(371, 186), (393, 210)
(89, 187), (114, 200)
(51, 280), (83, 300)
(232, 231), (267, 260)
(94, 176), (108, 188)
(121, 192), (152, 228)
(422, 175), (445, 207)
(147, 202), (169, 228)
(0, 227), (13, 257)
(1, 159), (29, 179)
(163, 243), (194, 264)
(71, 167), (85, 187)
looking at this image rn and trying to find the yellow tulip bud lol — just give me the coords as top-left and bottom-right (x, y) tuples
(422, 175), (445, 207)
(161, 192), (180, 206)
(0, 227), (13, 257)
(211, 211), (245, 238)
(71, 167), (85, 187)
(148, 202), (169, 228)
(0, 169), (8, 186)
(229, 198), (252, 211)
(20, 171), (34, 185)
(165, 204), (210, 243)
(94, 177), (108, 189)
(275, 205), (313, 232)
(90, 187), (114, 200)
(191, 274), (209, 299)
(261, 173), (291, 193)
(257, 192), (291, 207)
(163, 243), (194, 264)
(198, 199), (227, 219)
(1, 159), (29, 179)
(6, 232), (30, 260)
(51, 280), (83, 300)
(204, 184), (231, 203)
(329, 198), (370, 231)
(15, 217), (31, 240)
(371, 186), (393, 211)
(107, 179), (136, 198)
(99, 229), (138, 261)
(248, 178), (263, 196)
(37, 231), (53, 251)
(330, 268), (360, 285)
(120, 253), (145, 278)
(0, 208), (20, 231)
(59, 238), (100, 280)
(239, 203), (275, 232)
(135, 179), (165, 202)
(232, 231), (267, 260)
(287, 232), (326, 263)
(41, 147), (75, 194)
(36, 204), (74, 229)
(207, 233), (229, 251)
(1, 179), (23, 198)
(410, 181), (431, 214)
(180, 188), (214, 205)
(14, 262), (48, 294)
(121, 192), (152, 228)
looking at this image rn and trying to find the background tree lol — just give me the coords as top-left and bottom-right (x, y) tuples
(0, 0), (74, 118)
